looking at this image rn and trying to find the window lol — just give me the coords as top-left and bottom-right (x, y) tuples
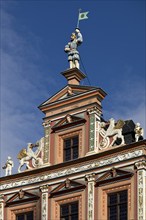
(108, 190), (127, 220)
(60, 201), (78, 220)
(16, 211), (33, 220)
(64, 136), (78, 161)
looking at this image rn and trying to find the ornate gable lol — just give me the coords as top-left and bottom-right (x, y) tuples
(5, 189), (39, 207)
(52, 114), (86, 132)
(49, 178), (86, 197)
(39, 84), (98, 108)
(95, 167), (134, 186)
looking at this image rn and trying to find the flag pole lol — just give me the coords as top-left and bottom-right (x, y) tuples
(77, 8), (82, 28)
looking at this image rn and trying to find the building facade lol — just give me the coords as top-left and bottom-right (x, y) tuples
(0, 67), (146, 220)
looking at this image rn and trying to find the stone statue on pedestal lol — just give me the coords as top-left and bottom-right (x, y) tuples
(2, 156), (14, 176)
(64, 28), (83, 69)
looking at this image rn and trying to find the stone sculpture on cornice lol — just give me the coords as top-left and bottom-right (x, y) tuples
(99, 118), (125, 149)
(2, 156), (14, 176)
(17, 142), (39, 173)
(134, 122), (144, 142)
(64, 28), (83, 69)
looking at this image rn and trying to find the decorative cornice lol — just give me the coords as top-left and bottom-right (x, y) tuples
(0, 149), (143, 190)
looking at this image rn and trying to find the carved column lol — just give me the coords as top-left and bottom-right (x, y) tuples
(43, 121), (51, 164)
(0, 195), (4, 220)
(86, 173), (96, 220)
(135, 160), (146, 220)
(40, 185), (49, 220)
(87, 107), (101, 153)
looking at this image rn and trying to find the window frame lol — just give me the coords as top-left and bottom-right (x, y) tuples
(107, 190), (128, 220)
(60, 201), (79, 220)
(16, 211), (34, 220)
(63, 135), (79, 161)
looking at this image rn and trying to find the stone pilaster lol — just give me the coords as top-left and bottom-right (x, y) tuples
(43, 121), (51, 164)
(0, 195), (4, 220)
(135, 160), (146, 220)
(40, 185), (49, 220)
(87, 107), (101, 154)
(86, 173), (96, 220)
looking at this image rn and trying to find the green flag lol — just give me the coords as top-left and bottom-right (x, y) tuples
(78, 11), (89, 20)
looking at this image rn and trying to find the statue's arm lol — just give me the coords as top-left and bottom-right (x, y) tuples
(64, 44), (70, 53)
(76, 32), (83, 45)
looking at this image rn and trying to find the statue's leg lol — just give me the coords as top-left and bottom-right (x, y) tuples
(9, 168), (12, 175)
(135, 135), (138, 142)
(111, 135), (117, 146)
(26, 162), (31, 169)
(69, 61), (73, 69)
(121, 135), (125, 145)
(18, 164), (21, 173)
(75, 60), (79, 69)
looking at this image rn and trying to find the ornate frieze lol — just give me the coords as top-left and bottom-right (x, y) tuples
(86, 174), (95, 220)
(0, 150), (143, 190)
(0, 195), (4, 220)
(40, 185), (48, 220)
(135, 160), (146, 220)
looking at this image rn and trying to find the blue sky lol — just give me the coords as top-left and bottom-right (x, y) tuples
(0, 0), (145, 176)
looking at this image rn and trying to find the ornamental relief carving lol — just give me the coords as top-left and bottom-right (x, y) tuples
(98, 118), (125, 150)
(137, 170), (144, 220)
(1, 150), (143, 190)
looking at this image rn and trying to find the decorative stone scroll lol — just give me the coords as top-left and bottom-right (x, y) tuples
(43, 121), (51, 164)
(86, 174), (95, 220)
(0, 195), (4, 220)
(40, 185), (49, 220)
(135, 160), (146, 220)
